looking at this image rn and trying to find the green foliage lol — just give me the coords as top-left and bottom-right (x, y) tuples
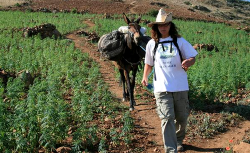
(243, 129), (250, 144)
(14, 3), (21, 7)
(246, 82), (250, 90)
(91, 16), (125, 36)
(98, 137), (107, 152)
(184, 1), (192, 5)
(1, 9), (249, 151)
(71, 8), (78, 14)
(146, 9), (159, 17)
(120, 111), (134, 145)
(0, 11), (134, 152)
(0, 11), (95, 34)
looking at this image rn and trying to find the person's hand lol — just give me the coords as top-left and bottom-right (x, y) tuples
(182, 57), (195, 71)
(182, 66), (188, 71)
(141, 78), (148, 86)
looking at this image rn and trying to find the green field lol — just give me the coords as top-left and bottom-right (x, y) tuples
(0, 10), (249, 152)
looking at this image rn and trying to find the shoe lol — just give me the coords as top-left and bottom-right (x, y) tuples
(177, 144), (184, 152)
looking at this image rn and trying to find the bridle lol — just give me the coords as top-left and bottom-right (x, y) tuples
(127, 23), (141, 39)
(122, 23), (144, 66)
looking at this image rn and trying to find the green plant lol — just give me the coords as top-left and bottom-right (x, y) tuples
(184, 1), (192, 5)
(0, 11), (135, 151)
(71, 8), (78, 14)
(147, 9), (158, 17)
(246, 82), (250, 90)
(14, 3), (21, 7)
(1, 8), (250, 151)
(242, 129), (250, 144)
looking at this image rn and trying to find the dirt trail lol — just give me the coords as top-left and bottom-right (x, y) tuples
(66, 20), (164, 153)
(66, 20), (250, 153)
(66, 34), (165, 151)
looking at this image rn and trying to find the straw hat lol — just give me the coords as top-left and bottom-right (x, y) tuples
(148, 8), (172, 27)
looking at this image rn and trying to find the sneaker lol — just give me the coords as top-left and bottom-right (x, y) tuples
(177, 144), (184, 152)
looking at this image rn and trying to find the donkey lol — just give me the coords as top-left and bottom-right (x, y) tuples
(113, 13), (145, 111)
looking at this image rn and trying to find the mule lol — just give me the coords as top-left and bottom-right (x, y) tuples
(113, 13), (145, 111)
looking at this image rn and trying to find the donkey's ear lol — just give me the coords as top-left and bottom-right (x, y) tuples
(123, 13), (131, 25)
(135, 16), (141, 24)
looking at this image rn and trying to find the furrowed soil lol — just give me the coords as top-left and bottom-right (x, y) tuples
(2, 0), (250, 152)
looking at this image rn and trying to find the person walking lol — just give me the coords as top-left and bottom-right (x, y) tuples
(141, 8), (198, 152)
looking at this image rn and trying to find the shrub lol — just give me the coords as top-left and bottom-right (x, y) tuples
(184, 1), (192, 5)
(147, 9), (158, 17)
(14, 3), (21, 7)
(71, 8), (78, 14)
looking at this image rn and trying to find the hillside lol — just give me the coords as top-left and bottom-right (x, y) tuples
(1, 0), (250, 26)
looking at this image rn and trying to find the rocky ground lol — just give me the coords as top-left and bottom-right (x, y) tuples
(2, 0), (250, 26)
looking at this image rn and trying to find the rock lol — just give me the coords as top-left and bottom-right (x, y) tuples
(193, 5), (211, 12)
(22, 23), (61, 39)
(193, 43), (219, 52)
(56, 147), (71, 153)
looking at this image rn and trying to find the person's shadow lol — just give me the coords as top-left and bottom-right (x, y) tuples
(184, 88), (250, 153)
(183, 144), (223, 152)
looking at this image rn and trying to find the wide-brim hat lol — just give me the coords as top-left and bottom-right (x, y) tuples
(148, 8), (172, 27)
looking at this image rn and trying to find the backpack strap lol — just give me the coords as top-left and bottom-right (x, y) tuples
(153, 41), (159, 81)
(173, 37), (183, 62)
(152, 37), (184, 81)
(153, 41), (159, 64)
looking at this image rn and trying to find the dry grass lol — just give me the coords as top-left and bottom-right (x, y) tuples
(0, 0), (26, 7)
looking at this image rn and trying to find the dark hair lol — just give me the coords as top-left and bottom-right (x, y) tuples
(150, 22), (181, 42)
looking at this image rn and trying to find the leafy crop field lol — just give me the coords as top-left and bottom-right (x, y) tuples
(0, 10), (250, 152)
(0, 11), (133, 152)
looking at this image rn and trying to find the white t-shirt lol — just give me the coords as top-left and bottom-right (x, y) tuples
(145, 36), (198, 93)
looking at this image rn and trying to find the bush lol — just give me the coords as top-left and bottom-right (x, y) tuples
(147, 9), (158, 17)
(184, 1), (192, 5)
(14, 3), (21, 7)
(71, 8), (78, 14)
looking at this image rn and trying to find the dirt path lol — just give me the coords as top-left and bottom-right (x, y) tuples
(66, 32), (164, 152)
(66, 20), (250, 153)
(66, 20), (165, 153)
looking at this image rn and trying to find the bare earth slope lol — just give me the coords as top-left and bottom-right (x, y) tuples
(3, 0), (250, 25)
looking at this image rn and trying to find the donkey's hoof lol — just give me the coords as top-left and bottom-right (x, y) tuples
(133, 101), (136, 106)
(129, 107), (135, 111)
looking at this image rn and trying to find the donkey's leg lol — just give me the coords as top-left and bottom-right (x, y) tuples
(131, 66), (138, 106)
(119, 69), (127, 102)
(124, 69), (134, 111)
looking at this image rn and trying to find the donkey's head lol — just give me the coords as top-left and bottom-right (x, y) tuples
(123, 13), (142, 49)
